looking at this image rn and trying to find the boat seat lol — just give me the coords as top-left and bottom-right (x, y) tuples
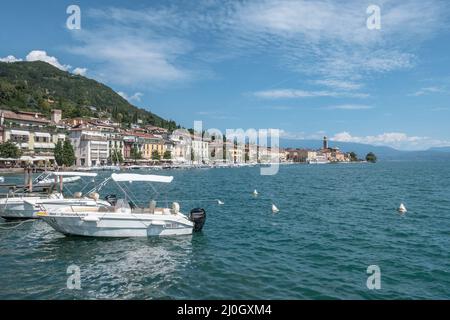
(130, 207), (166, 214)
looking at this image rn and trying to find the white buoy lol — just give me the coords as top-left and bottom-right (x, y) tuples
(272, 204), (279, 214)
(398, 203), (407, 214)
(217, 200), (224, 205)
(253, 189), (259, 197)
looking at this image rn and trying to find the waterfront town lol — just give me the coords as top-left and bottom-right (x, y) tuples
(0, 108), (355, 169)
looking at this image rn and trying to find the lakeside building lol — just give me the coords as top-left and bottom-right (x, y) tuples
(145, 125), (169, 136)
(108, 131), (124, 164)
(284, 137), (351, 163)
(319, 136), (350, 163)
(208, 139), (224, 163)
(69, 128), (109, 167)
(228, 141), (244, 163)
(0, 108), (355, 167)
(122, 134), (137, 160)
(131, 132), (165, 160)
(170, 131), (192, 163)
(245, 143), (258, 163)
(0, 109), (66, 164)
(285, 149), (317, 162)
(191, 135), (210, 164)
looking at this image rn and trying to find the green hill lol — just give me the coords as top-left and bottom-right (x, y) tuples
(0, 61), (178, 130)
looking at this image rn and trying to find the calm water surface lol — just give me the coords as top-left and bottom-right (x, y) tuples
(0, 161), (449, 299)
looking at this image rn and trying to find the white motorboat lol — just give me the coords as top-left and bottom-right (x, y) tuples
(39, 173), (207, 238)
(0, 171), (102, 220)
(0, 193), (64, 220)
(0, 176), (4, 183)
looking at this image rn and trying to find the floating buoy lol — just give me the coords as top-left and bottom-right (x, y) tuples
(398, 203), (407, 214)
(253, 189), (259, 197)
(217, 199), (224, 205)
(272, 204), (279, 214)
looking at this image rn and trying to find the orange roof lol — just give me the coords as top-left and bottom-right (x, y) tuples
(0, 109), (50, 124)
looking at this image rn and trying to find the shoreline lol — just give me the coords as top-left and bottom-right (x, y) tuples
(0, 161), (370, 175)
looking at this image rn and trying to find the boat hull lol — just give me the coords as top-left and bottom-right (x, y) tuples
(0, 197), (44, 220)
(0, 196), (109, 220)
(41, 213), (194, 238)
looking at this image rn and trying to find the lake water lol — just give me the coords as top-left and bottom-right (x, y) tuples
(1, 161), (449, 299)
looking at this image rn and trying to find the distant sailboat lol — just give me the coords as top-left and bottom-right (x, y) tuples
(398, 203), (407, 214)
(272, 204), (279, 214)
(253, 189), (259, 197)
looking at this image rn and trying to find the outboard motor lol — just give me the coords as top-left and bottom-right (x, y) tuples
(104, 194), (118, 206)
(189, 208), (206, 232)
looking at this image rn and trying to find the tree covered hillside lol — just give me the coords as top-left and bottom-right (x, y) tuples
(0, 61), (178, 130)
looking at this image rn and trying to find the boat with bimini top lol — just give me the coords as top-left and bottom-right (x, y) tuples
(38, 173), (207, 238)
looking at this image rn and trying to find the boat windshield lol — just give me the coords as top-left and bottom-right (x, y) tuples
(115, 199), (131, 213)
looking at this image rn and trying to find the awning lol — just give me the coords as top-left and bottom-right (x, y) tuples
(34, 132), (51, 138)
(34, 143), (55, 149)
(10, 130), (30, 136)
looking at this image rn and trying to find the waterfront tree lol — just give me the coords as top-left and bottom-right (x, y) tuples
(62, 140), (76, 166)
(152, 150), (161, 161)
(366, 152), (377, 163)
(349, 152), (358, 162)
(0, 141), (22, 158)
(131, 146), (142, 162)
(163, 150), (172, 160)
(54, 140), (63, 165)
(110, 148), (123, 164)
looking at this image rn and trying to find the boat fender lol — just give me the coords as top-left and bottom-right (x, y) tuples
(171, 202), (180, 215)
(89, 192), (100, 201)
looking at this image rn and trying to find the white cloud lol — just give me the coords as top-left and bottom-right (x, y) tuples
(410, 86), (446, 96)
(312, 79), (362, 91)
(253, 89), (369, 99)
(67, 20), (192, 88)
(73, 67), (87, 76)
(118, 91), (144, 102)
(25, 50), (70, 71)
(332, 131), (450, 150)
(61, 1), (445, 89)
(227, 0), (443, 81)
(0, 55), (22, 63)
(326, 104), (374, 110)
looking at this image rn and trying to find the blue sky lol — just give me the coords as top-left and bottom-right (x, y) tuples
(1, 0), (450, 150)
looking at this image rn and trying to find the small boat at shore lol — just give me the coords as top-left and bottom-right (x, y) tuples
(0, 172), (106, 220)
(39, 173), (207, 238)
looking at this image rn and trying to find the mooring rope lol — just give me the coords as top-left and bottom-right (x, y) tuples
(0, 219), (34, 230)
